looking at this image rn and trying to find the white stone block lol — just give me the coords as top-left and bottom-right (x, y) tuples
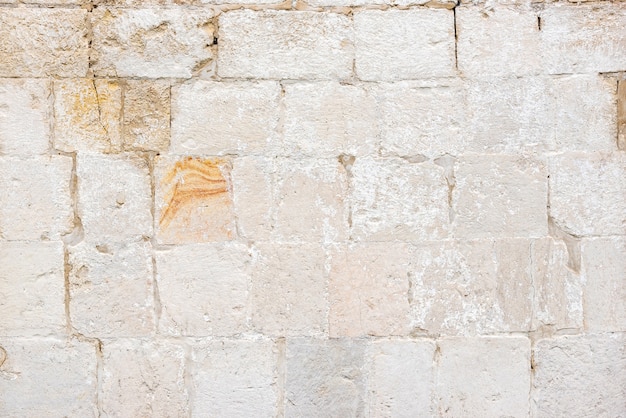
(122, 80), (170, 152)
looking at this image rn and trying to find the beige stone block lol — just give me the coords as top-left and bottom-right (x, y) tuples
(101, 339), (188, 418)
(453, 156), (548, 238)
(0, 242), (65, 337)
(0, 338), (97, 417)
(0, 156), (73, 241)
(549, 153), (626, 236)
(286, 338), (366, 417)
(78, 154), (152, 243)
(91, 8), (214, 78)
(0, 9), (88, 77)
(54, 79), (123, 153)
(156, 242), (250, 337)
(191, 339), (278, 417)
(171, 80), (280, 156)
(532, 334), (626, 418)
(436, 337), (531, 417)
(122, 80), (170, 152)
(68, 241), (154, 337)
(250, 243), (327, 336)
(283, 82), (378, 158)
(218, 10), (353, 80)
(0, 79), (50, 156)
(155, 156), (235, 244)
(365, 340), (436, 418)
(329, 243), (412, 337)
(354, 9), (456, 81)
(350, 157), (449, 241)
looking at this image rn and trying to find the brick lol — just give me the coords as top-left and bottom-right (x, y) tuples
(91, 8), (214, 78)
(0, 156), (73, 241)
(0, 79), (50, 156)
(453, 156), (548, 238)
(0, 242), (65, 337)
(101, 339), (188, 417)
(218, 10), (353, 80)
(68, 241), (154, 337)
(0, 9), (88, 77)
(191, 339), (278, 417)
(0, 338), (96, 417)
(122, 80), (170, 152)
(350, 157), (449, 241)
(283, 82), (378, 158)
(354, 9), (456, 81)
(532, 334), (626, 418)
(171, 80), (280, 156)
(549, 153), (626, 236)
(156, 242), (250, 336)
(436, 337), (531, 417)
(329, 243), (412, 337)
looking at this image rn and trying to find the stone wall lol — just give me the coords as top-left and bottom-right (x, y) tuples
(0, 0), (624, 416)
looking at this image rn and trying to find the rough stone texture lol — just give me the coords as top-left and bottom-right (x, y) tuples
(122, 80), (170, 152)
(619, 79), (626, 151)
(532, 334), (626, 418)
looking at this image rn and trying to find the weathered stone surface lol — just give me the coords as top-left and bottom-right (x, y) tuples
(218, 10), (353, 80)
(191, 339), (278, 417)
(122, 80), (170, 152)
(156, 242), (250, 336)
(350, 157), (449, 241)
(78, 154), (152, 243)
(0, 79), (50, 156)
(91, 8), (214, 78)
(549, 153), (626, 236)
(0, 9), (88, 77)
(0, 338), (97, 417)
(354, 9), (456, 81)
(101, 339), (188, 418)
(172, 80), (280, 156)
(286, 338), (366, 417)
(0, 156), (73, 241)
(619, 79), (626, 151)
(0, 242), (65, 337)
(532, 334), (626, 418)
(436, 337), (531, 417)
(68, 241), (154, 337)
(329, 243), (412, 337)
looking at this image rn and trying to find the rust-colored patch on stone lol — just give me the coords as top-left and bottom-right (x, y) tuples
(618, 79), (626, 151)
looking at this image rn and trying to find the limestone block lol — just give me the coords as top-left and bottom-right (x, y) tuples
(0, 242), (65, 337)
(452, 156), (548, 238)
(273, 158), (348, 243)
(91, 8), (214, 78)
(549, 153), (626, 236)
(286, 338), (366, 417)
(0, 9), (88, 77)
(541, 4), (626, 74)
(283, 82), (378, 158)
(354, 9), (456, 81)
(122, 80), (170, 152)
(101, 339), (188, 418)
(77, 154), (152, 243)
(365, 340), (436, 418)
(68, 241), (154, 337)
(436, 337), (531, 417)
(328, 243), (412, 337)
(154, 156), (235, 244)
(218, 10), (353, 80)
(54, 79), (123, 153)
(172, 80), (280, 156)
(156, 242), (250, 336)
(532, 334), (626, 418)
(250, 243), (328, 336)
(191, 339), (278, 417)
(0, 338), (96, 417)
(0, 79), (50, 156)
(350, 157), (449, 241)
(410, 239), (533, 335)
(581, 237), (626, 332)
(0, 156), (73, 241)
